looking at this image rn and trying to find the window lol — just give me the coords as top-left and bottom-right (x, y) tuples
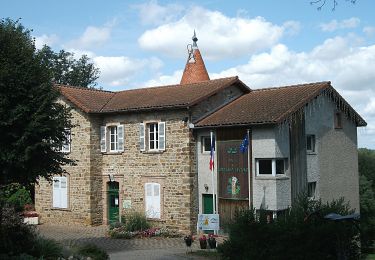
(306, 135), (315, 153)
(145, 183), (161, 219)
(100, 125), (124, 153)
(140, 122), (165, 152)
(57, 129), (71, 153)
(256, 158), (286, 176)
(334, 112), (342, 129)
(53, 176), (68, 208)
(308, 182), (316, 198)
(202, 136), (214, 153)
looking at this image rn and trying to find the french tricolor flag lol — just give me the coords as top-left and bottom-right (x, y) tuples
(209, 134), (215, 171)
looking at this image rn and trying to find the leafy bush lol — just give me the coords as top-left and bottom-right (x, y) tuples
(7, 187), (33, 212)
(217, 194), (360, 260)
(124, 212), (151, 232)
(75, 244), (109, 260)
(31, 237), (63, 259)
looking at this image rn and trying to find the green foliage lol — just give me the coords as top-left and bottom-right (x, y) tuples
(0, 18), (73, 186)
(37, 45), (100, 88)
(217, 194), (359, 260)
(75, 244), (109, 260)
(358, 148), (375, 251)
(31, 237), (63, 259)
(124, 212), (151, 232)
(6, 187), (32, 212)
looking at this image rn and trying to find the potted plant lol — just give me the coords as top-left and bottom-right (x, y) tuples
(208, 234), (217, 249)
(23, 204), (39, 225)
(199, 234), (207, 249)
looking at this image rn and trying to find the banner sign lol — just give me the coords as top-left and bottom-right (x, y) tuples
(217, 140), (249, 199)
(197, 214), (220, 230)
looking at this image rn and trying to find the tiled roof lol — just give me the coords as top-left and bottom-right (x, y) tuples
(57, 76), (249, 113)
(180, 49), (210, 84)
(57, 85), (115, 113)
(195, 81), (367, 127)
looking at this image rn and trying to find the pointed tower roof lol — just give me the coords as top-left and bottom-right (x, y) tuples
(180, 31), (210, 85)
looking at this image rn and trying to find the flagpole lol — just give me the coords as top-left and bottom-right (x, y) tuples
(210, 131), (215, 215)
(247, 129), (251, 209)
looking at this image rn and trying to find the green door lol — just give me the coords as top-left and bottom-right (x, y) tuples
(203, 194), (214, 234)
(203, 194), (214, 214)
(107, 182), (119, 224)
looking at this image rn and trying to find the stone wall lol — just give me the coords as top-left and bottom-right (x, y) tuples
(100, 109), (196, 233)
(35, 98), (96, 225)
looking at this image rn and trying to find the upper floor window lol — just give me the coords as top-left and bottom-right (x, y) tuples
(100, 125), (124, 153)
(334, 112), (342, 129)
(202, 136), (215, 153)
(57, 128), (71, 153)
(140, 122), (165, 152)
(306, 135), (315, 153)
(256, 158), (286, 176)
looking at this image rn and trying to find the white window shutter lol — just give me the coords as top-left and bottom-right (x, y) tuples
(62, 129), (71, 153)
(158, 122), (165, 151)
(52, 177), (60, 208)
(60, 177), (68, 208)
(140, 123), (145, 151)
(145, 183), (161, 219)
(100, 126), (106, 152)
(118, 125), (124, 152)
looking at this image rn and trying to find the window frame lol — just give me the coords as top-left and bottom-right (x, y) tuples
(308, 181), (317, 198)
(145, 182), (161, 219)
(109, 126), (118, 152)
(101, 124), (124, 153)
(306, 134), (316, 153)
(201, 136), (212, 153)
(148, 123), (159, 151)
(52, 176), (68, 209)
(334, 111), (343, 129)
(256, 158), (286, 176)
(57, 128), (71, 153)
(140, 121), (166, 152)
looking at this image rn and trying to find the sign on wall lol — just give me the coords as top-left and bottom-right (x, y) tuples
(217, 140), (249, 199)
(197, 214), (220, 230)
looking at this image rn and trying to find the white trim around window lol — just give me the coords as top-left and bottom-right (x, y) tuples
(145, 182), (161, 219)
(57, 128), (71, 153)
(100, 124), (125, 153)
(256, 158), (286, 176)
(140, 121), (166, 152)
(52, 176), (68, 209)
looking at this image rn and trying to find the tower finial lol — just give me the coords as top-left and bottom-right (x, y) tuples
(192, 30), (198, 48)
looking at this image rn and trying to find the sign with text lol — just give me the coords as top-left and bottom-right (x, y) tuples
(218, 140), (249, 199)
(197, 214), (220, 230)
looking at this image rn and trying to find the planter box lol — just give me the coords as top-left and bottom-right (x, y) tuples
(24, 216), (39, 225)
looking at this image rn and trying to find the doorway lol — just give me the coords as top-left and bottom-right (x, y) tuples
(107, 181), (119, 224)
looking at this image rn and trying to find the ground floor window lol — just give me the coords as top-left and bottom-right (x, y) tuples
(145, 183), (161, 219)
(53, 176), (68, 208)
(308, 182), (317, 198)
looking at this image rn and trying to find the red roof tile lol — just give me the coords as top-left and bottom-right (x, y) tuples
(195, 81), (366, 127)
(180, 49), (210, 84)
(57, 77), (249, 113)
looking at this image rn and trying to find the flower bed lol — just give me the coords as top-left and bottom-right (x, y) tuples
(108, 227), (180, 239)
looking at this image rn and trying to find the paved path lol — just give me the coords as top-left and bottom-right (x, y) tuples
(37, 224), (218, 260)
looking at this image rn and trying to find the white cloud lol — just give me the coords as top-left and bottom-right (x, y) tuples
(135, 0), (184, 25)
(34, 34), (58, 49)
(66, 25), (112, 50)
(363, 26), (375, 37)
(143, 70), (182, 87)
(138, 6), (288, 60)
(94, 56), (163, 87)
(320, 17), (360, 32)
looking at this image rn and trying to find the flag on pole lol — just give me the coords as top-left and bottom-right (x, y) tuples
(240, 133), (249, 153)
(209, 134), (215, 170)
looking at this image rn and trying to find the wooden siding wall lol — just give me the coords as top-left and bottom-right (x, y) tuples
(289, 114), (308, 203)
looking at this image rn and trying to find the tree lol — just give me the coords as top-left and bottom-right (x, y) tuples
(310, 0), (357, 11)
(37, 45), (100, 88)
(358, 148), (375, 250)
(0, 18), (73, 186)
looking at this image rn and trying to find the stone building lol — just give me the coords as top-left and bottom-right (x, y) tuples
(35, 33), (366, 232)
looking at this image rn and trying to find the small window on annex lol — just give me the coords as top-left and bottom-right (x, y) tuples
(334, 112), (342, 129)
(306, 135), (316, 153)
(256, 158), (286, 176)
(308, 182), (316, 198)
(202, 136), (213, 153)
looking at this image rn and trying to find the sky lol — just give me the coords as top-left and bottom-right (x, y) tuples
(2, 0), (375, 148)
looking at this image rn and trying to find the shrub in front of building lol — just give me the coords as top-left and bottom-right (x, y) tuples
(217, 195), (360, 260)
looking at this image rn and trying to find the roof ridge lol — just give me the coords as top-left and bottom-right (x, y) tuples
(56, 84), (114, 93)
(251, 81), (331, 92)
(115, 76), (238, 94)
